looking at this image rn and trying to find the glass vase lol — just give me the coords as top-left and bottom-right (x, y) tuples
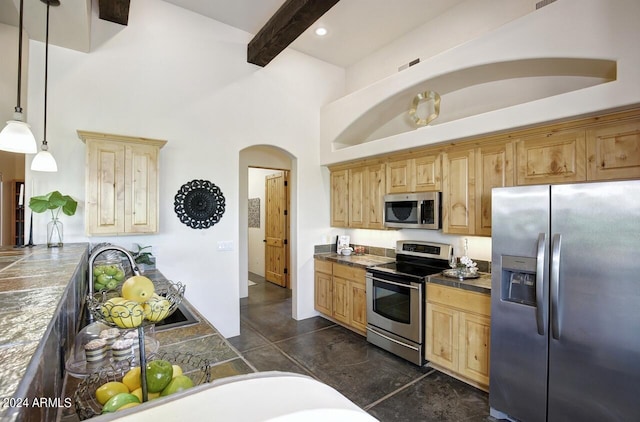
(47, 218), (63, 248)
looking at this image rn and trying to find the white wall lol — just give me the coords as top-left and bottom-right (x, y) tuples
(345, 0), (537, 93)
(20, 0), (345, 337)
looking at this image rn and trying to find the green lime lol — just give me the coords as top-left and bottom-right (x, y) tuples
(105, 265), (118, 276)
(114, 270), (125, 281)
(97, 273), (111, 284)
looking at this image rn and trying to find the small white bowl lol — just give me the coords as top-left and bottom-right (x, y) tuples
(341, 248), (353, 256)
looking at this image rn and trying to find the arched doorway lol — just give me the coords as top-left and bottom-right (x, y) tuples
(239, 145), (296, 317)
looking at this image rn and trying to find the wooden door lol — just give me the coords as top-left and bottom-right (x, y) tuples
(515, 130), (586, 185)
(330, 170), (348, 227)
(366, 164), (386, 229)
(475, 143), (514, 236)
(349, 280), (367, 333)
(265, 171), (288, 287)
(459, 312), (491, 386)
(332, 276), (349, 324)
(314, 260), (333, 315)
(386, 158), (412, 193)
(426, 302), (459, 371)
(442, 149), (475, 235)
(348, 167), (366, 228)
(86, 140), (125, 234)
(586, 121), (640, 180)
(414, 153), (441, 191)
(124, 143), (159, 233)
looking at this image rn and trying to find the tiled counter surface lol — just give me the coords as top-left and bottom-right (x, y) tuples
(313, 252), (396, 269)
(0, 243), (89, 421)
(428, 271), (492, 294)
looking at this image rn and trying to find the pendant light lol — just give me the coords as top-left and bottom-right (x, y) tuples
(31, 0), (59, 172)
(0, 0), (38, 154)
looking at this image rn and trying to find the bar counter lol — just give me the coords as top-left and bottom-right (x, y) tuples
(0, 243), (89, 421)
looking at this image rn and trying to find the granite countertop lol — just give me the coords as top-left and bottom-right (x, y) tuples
(428, 271), (492, 295)
(314, 252), (395, 269)
(0, 243), (89, 405)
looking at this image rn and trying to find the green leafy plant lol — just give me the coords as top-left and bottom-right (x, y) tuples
(131, 245), (155, 265)
(29, 191), (78, 219)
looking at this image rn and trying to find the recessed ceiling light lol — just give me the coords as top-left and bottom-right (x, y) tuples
(315, 27), (328, 37)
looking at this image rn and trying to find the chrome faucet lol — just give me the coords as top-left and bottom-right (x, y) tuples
(88, 244), (141, 297)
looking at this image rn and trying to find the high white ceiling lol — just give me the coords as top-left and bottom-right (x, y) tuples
(0, 0), (468, 67)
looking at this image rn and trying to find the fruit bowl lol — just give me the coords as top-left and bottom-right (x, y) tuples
(86, 280), (185, 329)
(74, 351), (211, 420)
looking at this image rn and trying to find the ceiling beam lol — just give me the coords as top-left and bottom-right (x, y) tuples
(248, 0), (340, 67)
(98, 0), (130, 26)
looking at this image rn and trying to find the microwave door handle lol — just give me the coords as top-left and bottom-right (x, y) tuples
(420, 200), (427, 224)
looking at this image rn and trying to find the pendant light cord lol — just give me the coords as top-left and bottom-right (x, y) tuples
(43, 1), (50, 146)
(15, 0), (24, 112)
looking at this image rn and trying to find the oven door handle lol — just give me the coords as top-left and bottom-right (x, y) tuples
(366, 327), (420, 351)
(367, 276), (420, 290)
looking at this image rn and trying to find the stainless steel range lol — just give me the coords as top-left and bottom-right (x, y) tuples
(366, 240), (452, 365)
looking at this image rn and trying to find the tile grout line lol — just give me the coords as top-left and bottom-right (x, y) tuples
(362, 369), (437, 411)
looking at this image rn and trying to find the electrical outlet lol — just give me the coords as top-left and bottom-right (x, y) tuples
(217, 241), (233, 251)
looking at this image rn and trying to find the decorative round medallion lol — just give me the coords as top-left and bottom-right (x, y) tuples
(409, 90), (441, 127)
(174, 180), (225, 229)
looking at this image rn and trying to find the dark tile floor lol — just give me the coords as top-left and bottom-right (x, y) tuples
(227, 273), (491, 422)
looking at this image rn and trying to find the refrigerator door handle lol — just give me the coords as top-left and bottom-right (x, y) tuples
(535, 233), (547, 335)
(551, 233), (562, 340)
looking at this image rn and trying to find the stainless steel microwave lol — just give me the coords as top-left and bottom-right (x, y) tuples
(383, 192), (441, 229)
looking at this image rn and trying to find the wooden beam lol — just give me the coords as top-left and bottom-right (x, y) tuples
(98, 0), (130, 26)
(248, 0), (340, 67)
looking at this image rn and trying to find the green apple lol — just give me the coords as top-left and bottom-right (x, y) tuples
(160, 375), (194, 396)
(101, 393), (140, 413)
(145, 359), (173, 393)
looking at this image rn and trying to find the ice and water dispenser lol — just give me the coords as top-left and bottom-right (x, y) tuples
(501, 255), (537, 305)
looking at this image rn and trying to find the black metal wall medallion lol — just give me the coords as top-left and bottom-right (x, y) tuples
(174, 180), (226, 229)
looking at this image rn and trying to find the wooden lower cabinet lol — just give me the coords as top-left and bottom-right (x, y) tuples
(425, 283), (491, 391)
(314, 259), (367, 335)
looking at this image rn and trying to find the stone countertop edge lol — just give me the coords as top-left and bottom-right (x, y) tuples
(314, 253), (395, 269)
(427, 272), (492, 294)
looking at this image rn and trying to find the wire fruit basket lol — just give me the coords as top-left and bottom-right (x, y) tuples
(74, 351), (211, 420)
(86, 280), (185, 329)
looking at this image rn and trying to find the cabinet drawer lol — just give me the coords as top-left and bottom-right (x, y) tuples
(314, 259), (333, 275)
(332, 263), (366, 283)
(427, 284), (490, 316)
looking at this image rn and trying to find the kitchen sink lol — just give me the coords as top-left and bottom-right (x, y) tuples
(154, 302), (199, 331)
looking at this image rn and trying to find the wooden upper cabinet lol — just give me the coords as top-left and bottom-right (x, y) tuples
(330, 169), (349, 227)
(515, 130), (586, 185)
(365, 164), (386, 229)
(475, 143), (514, 236)
(348, 167), (366, 228)
(79, 130), (166, 235)
(442, 148), (475, 235)
(387, 153), (441, 193)
(331, 164), (385, 229)
(586, 120), (640, 181)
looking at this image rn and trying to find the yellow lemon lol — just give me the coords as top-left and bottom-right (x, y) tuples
(110, 301), (145, 328)
(95, 381), (129, 405)
(122, 367), (141, 392)
(130, 387), (160, 402)
(100, 297), (126, 323)
(121, 276), (155, 303)
(143, 296), (171, 322)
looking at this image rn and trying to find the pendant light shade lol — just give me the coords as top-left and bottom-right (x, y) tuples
(0, 118), (37, 153)
(32, 0), (59, 172)
(0, 0), (37, 154)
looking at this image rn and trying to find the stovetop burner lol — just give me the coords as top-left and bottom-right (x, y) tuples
(368, 240), (453, 280)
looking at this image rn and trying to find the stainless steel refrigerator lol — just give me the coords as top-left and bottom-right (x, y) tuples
(490, 180), (640, 422)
